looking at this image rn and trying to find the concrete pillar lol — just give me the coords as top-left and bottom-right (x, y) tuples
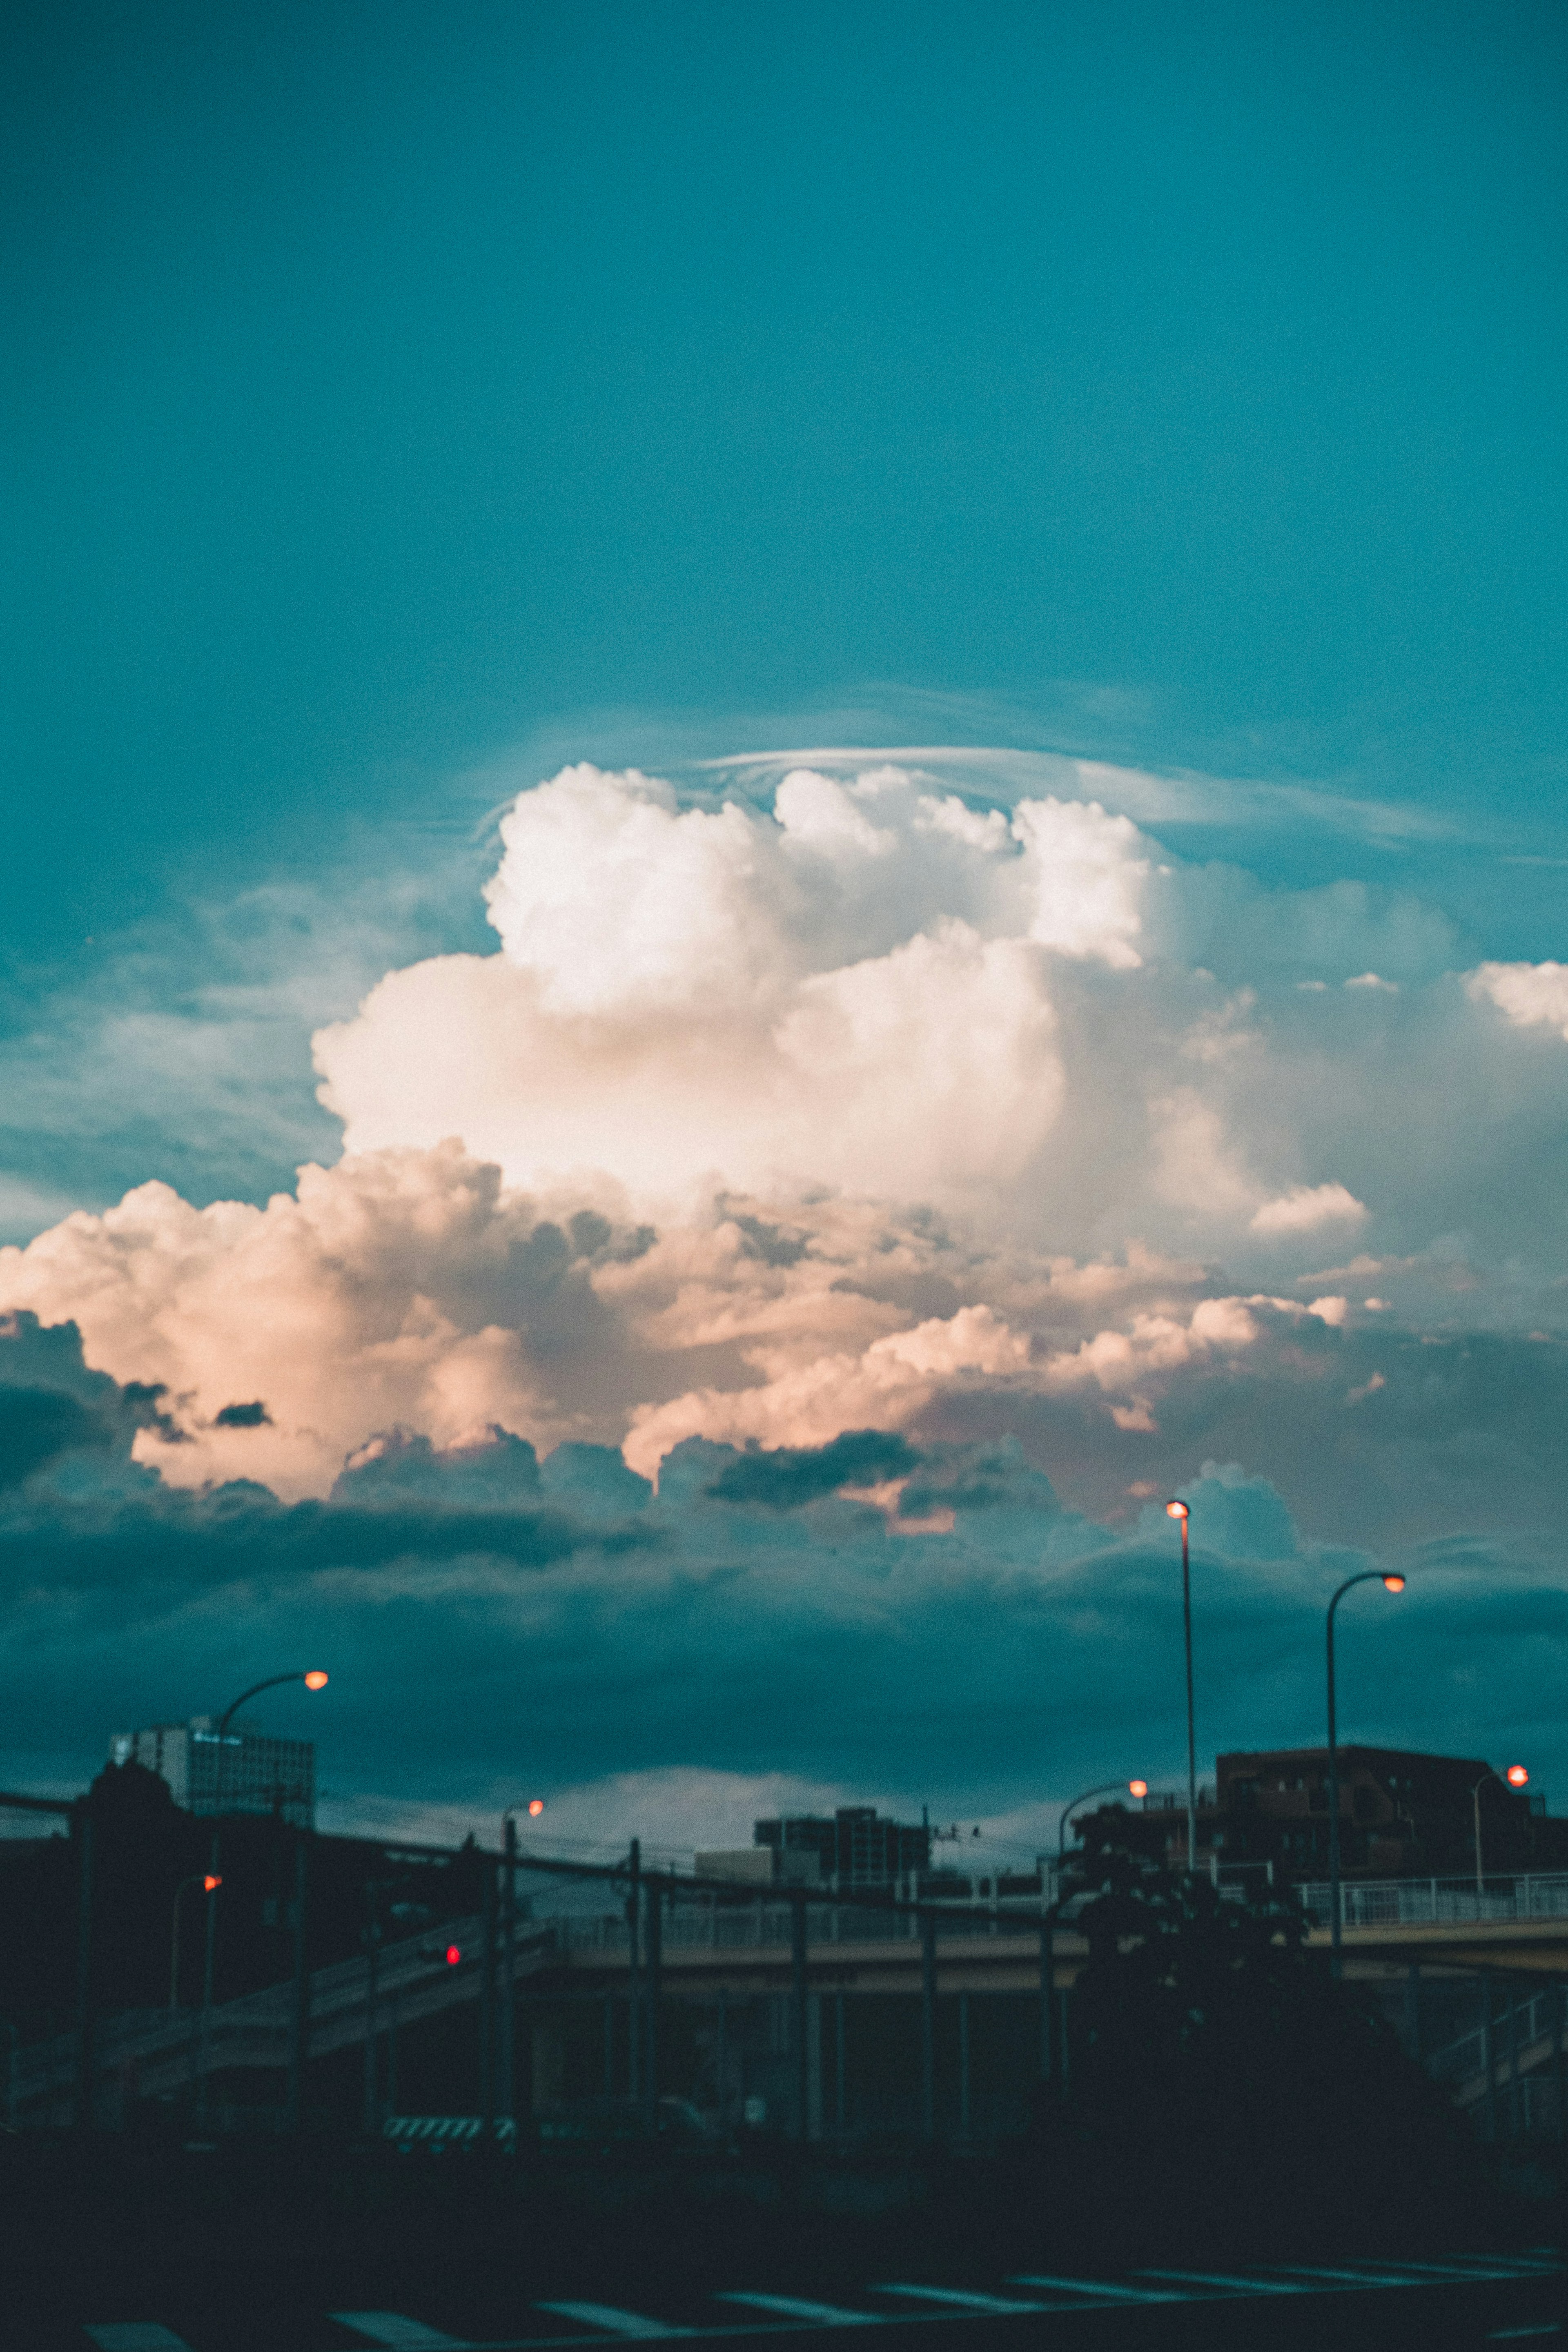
(958, 1990), (971, 2143)
(920, 1911), (937, 2141)
(806, 1991), (823, 2141)
(835, 1991), (847, 2136)
(531, 2016), (565, 2114)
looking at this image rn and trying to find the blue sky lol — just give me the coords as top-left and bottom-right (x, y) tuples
(2, 3), (1566, 1851)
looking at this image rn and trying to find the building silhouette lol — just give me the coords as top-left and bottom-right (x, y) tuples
(108, 1719), (316, 1830)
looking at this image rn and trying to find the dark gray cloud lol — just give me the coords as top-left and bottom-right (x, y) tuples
(2, 1312), (1567, 1846)
(212, 1399), (271, 1428)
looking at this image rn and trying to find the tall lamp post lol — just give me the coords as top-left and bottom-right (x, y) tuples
(197, 1669), (328, 2117)
(1165, 1501), (1199, 1874)
(1326, 1573), (1404, 1976)
(497, 1798), (545, 2131)
(1472, 1765), (1530, 1896)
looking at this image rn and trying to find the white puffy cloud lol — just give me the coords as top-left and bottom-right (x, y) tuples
(2, 756), (1567, 1528)
(1250, 1183), (1370, 1237)
(1466, 960), (1568, 1042)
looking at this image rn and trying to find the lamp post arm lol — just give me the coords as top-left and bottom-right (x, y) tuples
(216, 1673), (312, 1739)
(1471, 1770), (1501, 1896)
(1058, 1783), (1133, 1859)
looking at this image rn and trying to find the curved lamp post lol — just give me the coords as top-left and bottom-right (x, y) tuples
(1472, 1764), (1530, 1896)
(1327, 1573), (1404, 1975)
(1166, 1501), (1199, 1873)
(1058, 1780), (1149, 1859)
(197, 1669), (328, 2116)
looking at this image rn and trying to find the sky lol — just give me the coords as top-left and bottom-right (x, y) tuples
(1, 2), (1565, 1866)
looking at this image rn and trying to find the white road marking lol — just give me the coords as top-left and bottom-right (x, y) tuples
(1136, 2270), (1304, 2296)
(1009, 2275), (1185, 2304)
(1270, 2264), (1454, 2289)
(332, 2316), (471, 2349)
(1488, 2330), (1562, 2342)
(537, 2305), (690, 2338)
(717, 2296), (881, 2326)
(84, 2332), (194, 2352)
(869, 2288), (1045, 2316)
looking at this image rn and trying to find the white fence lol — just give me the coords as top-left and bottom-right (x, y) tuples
(1297, 1873), (1568, 1929)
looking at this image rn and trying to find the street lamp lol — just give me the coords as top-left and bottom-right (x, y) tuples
(197, 1669), (328, 2116)
(1326, 1572), (1405, 1976)
(1058, 1781), (1150, 1860)
(1472, 1765), (1529, 1896)
(1165, 1501), (1199, 1874)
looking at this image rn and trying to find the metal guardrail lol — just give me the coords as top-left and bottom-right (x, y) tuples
(11, 1912), (557, 2123)
(557, 1900), (1050, 1955)
(1297, 1874), (1568, 1929)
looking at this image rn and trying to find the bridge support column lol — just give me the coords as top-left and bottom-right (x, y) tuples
(834, 1990), (846, 2136)
(1482, 1970), (1497, 2142)
(500, 1817), (518, 2130)
(72, 1802), (95, 2131)
(480, 1858), (497, 2138)
(1038, 1917), (1055, 2095)
(791, 1895), (809, 2140)
(1555, 1979), (1566, 2143)
(920, 1911), (936, 2141)
(643, 1878), (662, 2136)
(1406, 1963), (1422, 2066)
(958, 1989), (971, 2143)
(287, 1834), (310, 2134)
(806, 1990), (823, 2140)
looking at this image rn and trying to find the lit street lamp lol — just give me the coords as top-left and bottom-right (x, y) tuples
(1165, 1500), (1199, 1873)
(1472, 1765), (1530, 1896)
(1326, 1571), (1405, 1976)
(1058, 1780), (1150, 1860)
(197, 1669), (328, 2116)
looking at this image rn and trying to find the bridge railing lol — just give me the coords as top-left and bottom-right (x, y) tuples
(1427, 1983), (1565, 2089)
(557, 1899), (1048, 1956)
(1296, 1873), (1568, 1930)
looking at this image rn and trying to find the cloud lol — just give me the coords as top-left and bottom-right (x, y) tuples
(2, 753), (1568, 1831)
(1250, 1184), (1370, 1237)
(1467, 960), (1568, 1042)
(5, 1317), (1568, 1850)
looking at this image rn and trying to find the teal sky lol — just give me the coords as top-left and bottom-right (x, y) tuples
(4, 2), (1568, 1832)
(5, 0), (1565, 970)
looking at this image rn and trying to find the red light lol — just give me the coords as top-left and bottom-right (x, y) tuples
(445, 1944), (461, 1966)
(1507, 1765), (1530, 1788)
(528, 1798), (545, 1817)
(203, 1874), (222, 1893)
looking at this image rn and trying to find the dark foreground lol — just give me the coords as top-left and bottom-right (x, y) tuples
(5, 2134), (1565, 2352)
